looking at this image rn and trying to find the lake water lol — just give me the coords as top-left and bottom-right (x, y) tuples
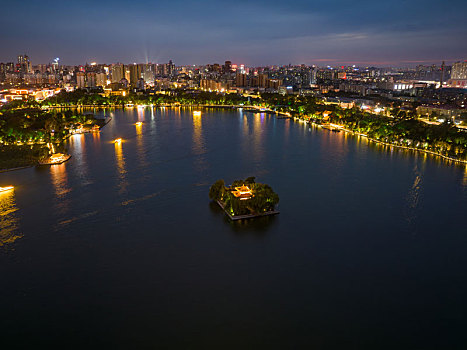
(1, 108), (466, 349)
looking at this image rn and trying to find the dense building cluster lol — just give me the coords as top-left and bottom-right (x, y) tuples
(1, 55), (466, 122)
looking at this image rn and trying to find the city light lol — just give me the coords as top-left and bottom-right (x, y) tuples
(0, 186), (14, 193)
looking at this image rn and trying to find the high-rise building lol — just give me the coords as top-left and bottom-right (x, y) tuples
(129, 64), (143, 86)
(224, 61), (232, 73)
(168, 60), (174, 76)
(5, 62), (15, 73)
(258, 73), (268, 88)
(111, 64), (125, 83)
(51, 58), (60, 73)
(76, 72), (86, 88)
(156, 61), (175, 77)
(125, 69), (130, 83)
(96, 72), (107, 87)
(143, 64), (155, 84)
(451, 61), (467, 80)
(86, 72), (96, 87)
(136, 78), (145, 90)
(236, 72), (247, 87)
(17, 54), (32, 73)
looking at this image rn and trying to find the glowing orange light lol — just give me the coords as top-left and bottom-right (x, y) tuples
(0, 186), (14, 193)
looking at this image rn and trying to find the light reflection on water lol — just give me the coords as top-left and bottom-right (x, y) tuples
(192, 113), (204, 155)
(69, 133), (91, 185)
(0, 190), (22, 248)
(114, 141), (128, 194)
(192, 112), (208, 174)
(135, 122), (149, 168)
(252, 113), (265, 163)
(50, 163), (71, 216)
(0, 109), (467, 348)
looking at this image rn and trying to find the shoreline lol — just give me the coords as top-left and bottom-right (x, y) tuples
(0, 165), (35, 173)
(310, 122), (467, 165)
(216, 200), (280, 221)
(0, 116), (110, 173)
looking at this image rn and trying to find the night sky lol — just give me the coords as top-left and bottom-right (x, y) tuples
(2, 0), (466, 66)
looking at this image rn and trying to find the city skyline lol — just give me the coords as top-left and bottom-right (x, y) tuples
(1, 0), (466, 66)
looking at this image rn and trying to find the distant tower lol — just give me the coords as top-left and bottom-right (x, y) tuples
(52, 57), (60, 73)
(440, 61), (445, 88)
(224, 61), (232, 73)
(17, 54), (31, 73)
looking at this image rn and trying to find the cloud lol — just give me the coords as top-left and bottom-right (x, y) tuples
(0, 0), (466, 65)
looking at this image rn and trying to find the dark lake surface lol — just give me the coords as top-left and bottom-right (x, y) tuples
(1, 108), (466, 349)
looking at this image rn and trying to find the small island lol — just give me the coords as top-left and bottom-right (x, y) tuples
(209, 177), (280, 220)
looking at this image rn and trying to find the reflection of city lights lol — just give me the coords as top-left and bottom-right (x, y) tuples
(114, 138), (122, 144)
(136, 122), (142, 136)
(0, 186), (14, 193)
(114, 140), (127, 193)
(50, 163), (71, 206)
(193, 111), (202, 117)
(0, 188), (22, 247)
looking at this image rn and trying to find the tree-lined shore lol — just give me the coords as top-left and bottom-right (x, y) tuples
(0, 101), (105, 170)
(2, 89), (467, 165)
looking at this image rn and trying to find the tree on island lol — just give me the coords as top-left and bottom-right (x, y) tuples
(209, 179), (225, 201)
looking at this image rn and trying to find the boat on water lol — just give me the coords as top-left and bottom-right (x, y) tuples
(0, 186), (14, 193)
(321, 124), (342, 132)
(39, 153), (72, 165)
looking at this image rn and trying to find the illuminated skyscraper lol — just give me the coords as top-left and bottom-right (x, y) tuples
(17, 54), (32, 73)
(111, 64), (125, 83)
(76, 72), (85, 88)
(143, 64), (155, 84)
(129, 64), (142, 86)
(451, 61), (467, 79)
(96, 72), (107, 87)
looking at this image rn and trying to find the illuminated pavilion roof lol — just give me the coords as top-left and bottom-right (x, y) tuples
(232, 185), (253, 200)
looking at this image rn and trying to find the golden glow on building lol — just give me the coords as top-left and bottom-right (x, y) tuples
(232, 185), (253, 200)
